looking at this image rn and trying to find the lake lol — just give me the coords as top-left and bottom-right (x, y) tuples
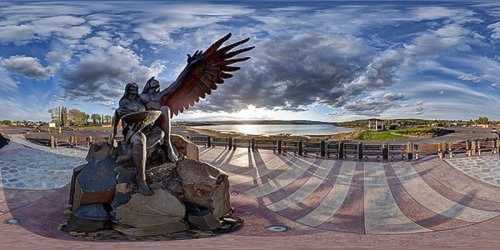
(191, 124), (352, 136)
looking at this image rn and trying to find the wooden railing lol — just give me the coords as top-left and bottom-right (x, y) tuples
(24, 132), (500, 161)
(24, 132), (109, 148)
(188, 135), (500, 161)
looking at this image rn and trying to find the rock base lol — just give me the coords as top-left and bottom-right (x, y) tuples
(63, 135), (242, 239)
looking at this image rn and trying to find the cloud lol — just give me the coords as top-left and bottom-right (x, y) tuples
(1, 55), (54, 79)
(0, 1), (498, 121)
(0, 12), (92, 44)
(189, 32), (374, 113)
(46, 49), (73, 64)
(383, 92), (405, 102)
(61, 46), (165, 105)
(343, 100), (395, 116)
(410, 6), (478, 23)
(415, 101), (424, 115)
(488, 22), (500, 40)
(0, 67), (17, 91)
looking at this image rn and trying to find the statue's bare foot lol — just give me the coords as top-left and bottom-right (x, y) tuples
(165, 144), (179, 162)
(168, 149), (178, 162)
(137, 182), (154, 196)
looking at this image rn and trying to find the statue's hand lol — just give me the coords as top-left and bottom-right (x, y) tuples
(187, 50), (203, 64)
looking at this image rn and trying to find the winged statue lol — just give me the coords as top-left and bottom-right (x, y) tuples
(112, 33), (254, 195)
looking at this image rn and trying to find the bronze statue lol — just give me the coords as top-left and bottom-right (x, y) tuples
(111, 33), (254, 195)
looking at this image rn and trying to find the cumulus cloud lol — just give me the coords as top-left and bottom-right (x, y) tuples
(61, 46), (165, 105)
(0, 1), (498, 121)
(0, 67), (17, 91)
(188, 33), (374, 113)
(1, 55), (54, 79)
(0, 13), (91, 44)
(410, 6), (478, 23)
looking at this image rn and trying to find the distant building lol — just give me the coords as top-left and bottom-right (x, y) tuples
(368, 119), (386, 131)
(472, 124), (489, 128)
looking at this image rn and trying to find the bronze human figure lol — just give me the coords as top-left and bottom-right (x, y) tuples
(140, 77), (178, 162)
(111, 33), (253, 195)
(113, 83), (162, 195)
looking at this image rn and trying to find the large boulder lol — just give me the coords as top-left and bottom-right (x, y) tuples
(69, 143), (116, 211)
(171, 134), (199, 161)
(177, 159), (231, 219)
(114, 188), (188, 235)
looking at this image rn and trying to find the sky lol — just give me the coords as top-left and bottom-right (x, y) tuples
(0, 1), (499, 122)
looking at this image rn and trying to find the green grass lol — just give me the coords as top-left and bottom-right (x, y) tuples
(356, 130), (407, 141)
(356, 127), (435, 141)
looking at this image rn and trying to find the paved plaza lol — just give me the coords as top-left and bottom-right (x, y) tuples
(446, 155), (500, 187)
(0, 136), (85, 190)
(0, 138), (500, 249)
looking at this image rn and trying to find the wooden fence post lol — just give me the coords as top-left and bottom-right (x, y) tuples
(383, 144), (389, 161)
(228, 137), (233, 150)
(87, 136), (93, 147)
(207, 136), (211, 147)
(358, 143), (363, 160)
(277, 140), (282, 154)
(320, 141), (326, 158)
(407, 142), (414, 160)
(298, 141), (303, 156)
(339, 142), (344, 159)
(438, 143), (444, 159)
(251, 138), (256, 152)
(497, 139), (500, 156)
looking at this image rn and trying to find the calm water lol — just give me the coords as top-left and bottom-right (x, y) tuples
(192, 124), (352, 136)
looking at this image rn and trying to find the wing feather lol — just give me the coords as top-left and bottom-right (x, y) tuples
(160, 33), (254, 116)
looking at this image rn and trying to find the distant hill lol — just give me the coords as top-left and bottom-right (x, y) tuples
(175, 120), (338, 126)
(175, 118), (494, 129)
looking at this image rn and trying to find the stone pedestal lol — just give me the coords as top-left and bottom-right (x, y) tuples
(65, 134), (237, 237)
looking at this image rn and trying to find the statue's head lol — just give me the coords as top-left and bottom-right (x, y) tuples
(124, 82), (139, 99)
(144, 77), (160, 94)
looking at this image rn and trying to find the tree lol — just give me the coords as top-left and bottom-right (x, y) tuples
(68, 109), (88, 126)
(91, 114), (102, 125)
(0, 120), (12, 126)
(476, 117), (489, 124)
(48, 106), (68, 127)
(103, 115), (113, 125)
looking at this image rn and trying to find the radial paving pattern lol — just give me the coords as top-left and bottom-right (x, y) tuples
(446, 155), (500, 186)
(200, 147), (500, 235)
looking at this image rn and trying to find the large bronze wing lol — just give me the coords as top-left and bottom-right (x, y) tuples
(160, 33), (254, 117)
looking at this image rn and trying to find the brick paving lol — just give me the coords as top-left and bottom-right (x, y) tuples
(1, 143), (500, 249)
(446, 155), (500, 186)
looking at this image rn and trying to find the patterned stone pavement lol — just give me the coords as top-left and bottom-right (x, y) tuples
(446, 155), (500, 186)
(0, 135), (85, 190)
(1, 141), (500, 249)
(199, 147), (500, 235)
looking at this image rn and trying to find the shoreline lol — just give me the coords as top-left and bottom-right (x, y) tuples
(182, 126), (360, 142)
